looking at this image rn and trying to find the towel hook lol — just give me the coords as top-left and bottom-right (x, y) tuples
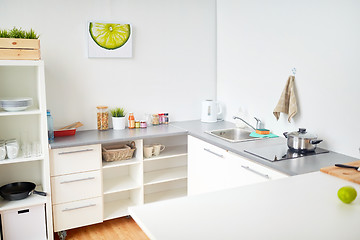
(291, 68), (296, 76)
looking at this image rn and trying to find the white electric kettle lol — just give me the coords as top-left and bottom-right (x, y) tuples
(201, 100), (222, 123)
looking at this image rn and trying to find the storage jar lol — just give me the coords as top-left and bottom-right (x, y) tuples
(96, 106), (109, 130)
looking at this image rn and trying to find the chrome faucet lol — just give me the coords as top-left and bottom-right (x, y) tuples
(233, 116), (256, 130)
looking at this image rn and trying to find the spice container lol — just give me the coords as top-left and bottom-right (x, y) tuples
(128, 112), (135, 129)
(159, 113), (164, 124)
(140, 121), (147, 128)
(164, 113), (169, 124)
(152, 114), (159, 125)
(135, 121), (140, 128)
(97, 106), (109, 130)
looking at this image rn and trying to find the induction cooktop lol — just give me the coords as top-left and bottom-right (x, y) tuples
(244, 145), (329, 162)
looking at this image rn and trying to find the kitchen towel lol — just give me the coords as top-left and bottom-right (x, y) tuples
(273, 75), (298, 122)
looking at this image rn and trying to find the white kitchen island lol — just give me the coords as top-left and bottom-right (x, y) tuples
(129, 172), (360, 240)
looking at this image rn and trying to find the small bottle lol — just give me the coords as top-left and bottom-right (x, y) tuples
(47, 110), (54, 141)
(164, 113), (169, 124)
(96, 106), (109, 130)
(159, 113), (164, 124)
(128, 113), (135, 129)
(140, 121), (147, 128)
(135, 121), (140, 128)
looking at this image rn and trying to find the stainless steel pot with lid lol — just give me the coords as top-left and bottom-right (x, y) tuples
(283, 128), (322, 152)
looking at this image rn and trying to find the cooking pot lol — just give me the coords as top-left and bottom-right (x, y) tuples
(0, 182), (46, 201)
(283, 128), (322, 152)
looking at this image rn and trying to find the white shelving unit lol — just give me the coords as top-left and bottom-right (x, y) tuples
(0, 60), (53, 239)
(102, 139), (143, 220)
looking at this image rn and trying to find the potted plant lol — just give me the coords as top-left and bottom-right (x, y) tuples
(110, 107), (126, 130)
(0, 27), (40, 60)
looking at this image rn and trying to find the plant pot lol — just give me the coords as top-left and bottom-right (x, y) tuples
(112, 117), (126, 130)
(0, 38), (40, 60)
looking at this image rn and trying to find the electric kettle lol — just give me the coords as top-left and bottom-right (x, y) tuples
(201, 100), (222, 123)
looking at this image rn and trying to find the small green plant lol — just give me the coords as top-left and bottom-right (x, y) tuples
(0, 27), (39, 39)
(110, 107), (126, 117)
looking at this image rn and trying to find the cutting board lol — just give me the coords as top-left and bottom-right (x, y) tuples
(320, 160), (360, 184)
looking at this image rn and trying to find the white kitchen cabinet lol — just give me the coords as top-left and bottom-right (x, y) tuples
(188, 136), (288, 195)
(0, 60), (53, 239)
(49, 144), (103, 232)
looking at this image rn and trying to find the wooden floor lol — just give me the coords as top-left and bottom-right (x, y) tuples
(54, 217), (149, 240)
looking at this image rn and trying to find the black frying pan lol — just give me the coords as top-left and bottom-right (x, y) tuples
(0, 182), (46, 201)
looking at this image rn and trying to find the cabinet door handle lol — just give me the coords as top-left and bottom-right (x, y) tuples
(241, 165), (270, 179)
(62, 203), (96, 212)
(60, 177), (95, 184)
(58, 148), (94, 155)
(203, 148), (224, 158)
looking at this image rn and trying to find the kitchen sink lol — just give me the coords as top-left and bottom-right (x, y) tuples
(205, 128), (263, 143)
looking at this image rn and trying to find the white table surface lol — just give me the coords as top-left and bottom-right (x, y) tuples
(130, 172), (360, 240)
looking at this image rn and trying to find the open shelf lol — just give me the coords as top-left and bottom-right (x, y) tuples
(104, 198), (137, 220)
(143, 145), (187, 162)
(102, 158), (141, 169)
(0, 155), (43, 165)
(0, 109), (41, 117)
(144, 166), (187, 186)
(103, 176), (141, 195)
(0, 186), (46, 212)
(0, 60), (43, 66)
(144, 187), (187, 204)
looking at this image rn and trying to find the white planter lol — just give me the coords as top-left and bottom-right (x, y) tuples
(112, 117), (126, 130)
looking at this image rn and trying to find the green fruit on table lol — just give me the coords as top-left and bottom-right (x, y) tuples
(338, 186), (357, 204)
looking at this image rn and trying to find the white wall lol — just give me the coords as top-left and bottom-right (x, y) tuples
(0, 0), (216, 129)
(217, 0), (360, 158)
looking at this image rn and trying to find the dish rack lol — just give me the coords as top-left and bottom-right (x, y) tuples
(102, 141), (136, 162)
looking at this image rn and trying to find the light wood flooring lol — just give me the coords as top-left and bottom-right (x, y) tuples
(53, 217), (149, 240)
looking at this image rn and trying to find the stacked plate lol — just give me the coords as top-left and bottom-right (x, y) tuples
(0, 98), (33, 112)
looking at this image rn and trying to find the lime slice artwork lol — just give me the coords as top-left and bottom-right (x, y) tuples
(88, 22), (132, 58)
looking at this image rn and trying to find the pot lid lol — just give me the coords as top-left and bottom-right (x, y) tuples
(288, 128), (317, 139)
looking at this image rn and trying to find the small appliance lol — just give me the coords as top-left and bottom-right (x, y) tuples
(201, 100), (222, 123)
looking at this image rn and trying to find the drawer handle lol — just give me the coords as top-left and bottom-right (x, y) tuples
(62, 203), (96, 212)
(60, 177), (95, 184)
(241, 165), (270, 179)
(58, 148), (94, 155)
(204, 148), (224, 158)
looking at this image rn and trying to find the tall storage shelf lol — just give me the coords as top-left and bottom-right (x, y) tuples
(0, 60), (53, 239)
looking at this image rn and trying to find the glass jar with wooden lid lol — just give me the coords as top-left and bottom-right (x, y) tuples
(96, 106), (109, 130)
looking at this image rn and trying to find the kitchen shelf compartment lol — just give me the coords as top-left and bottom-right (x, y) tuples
(0, 155), (43, 165)
(144, 179), (187, 204)
(143, 144), (187, 161)
(103, 189), (142, 220)
(144, 166), (187, 186)
(103, 176), (141, 194)
(102, 157), (141, 169)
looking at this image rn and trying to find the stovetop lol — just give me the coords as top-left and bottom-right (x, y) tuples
(244, 145), (329, 162)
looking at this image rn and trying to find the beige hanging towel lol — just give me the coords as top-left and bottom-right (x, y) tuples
(273, 75), (298, 122)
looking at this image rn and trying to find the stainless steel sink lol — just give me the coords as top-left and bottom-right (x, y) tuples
(205, 128), (263, 143)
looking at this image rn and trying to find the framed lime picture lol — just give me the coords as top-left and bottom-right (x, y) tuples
(88, 21), (132, 58)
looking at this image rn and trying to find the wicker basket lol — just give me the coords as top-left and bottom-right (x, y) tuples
(102, 141), (136, 162)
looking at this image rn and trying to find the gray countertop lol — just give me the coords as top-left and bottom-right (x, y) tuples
(49, 120), (357, 176)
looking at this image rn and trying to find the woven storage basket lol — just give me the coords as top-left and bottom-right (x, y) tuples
(102, 141), (136, 162)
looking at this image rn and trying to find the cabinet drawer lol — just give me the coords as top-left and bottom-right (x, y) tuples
(50, 144), (101, 176)
(53, 197), (103, 232)
(228, 151), (288, 180)
(51, 170), (102, 204)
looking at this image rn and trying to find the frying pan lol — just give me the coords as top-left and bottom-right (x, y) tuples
(0, 182), (46, 201)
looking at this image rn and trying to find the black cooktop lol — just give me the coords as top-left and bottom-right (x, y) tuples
(244, 145), (329, 162)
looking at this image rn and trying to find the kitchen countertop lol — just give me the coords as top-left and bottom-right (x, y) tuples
(129, 171), (360, 240)
(49, 120), (358, 176)
(170, 120), (358, 176)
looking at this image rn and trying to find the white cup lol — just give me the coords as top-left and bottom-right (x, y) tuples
(152, 144), (165, 156)
(0, 141), (6, 160)
(143, 145), (154, 158)
(6, 140), (19, 159)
